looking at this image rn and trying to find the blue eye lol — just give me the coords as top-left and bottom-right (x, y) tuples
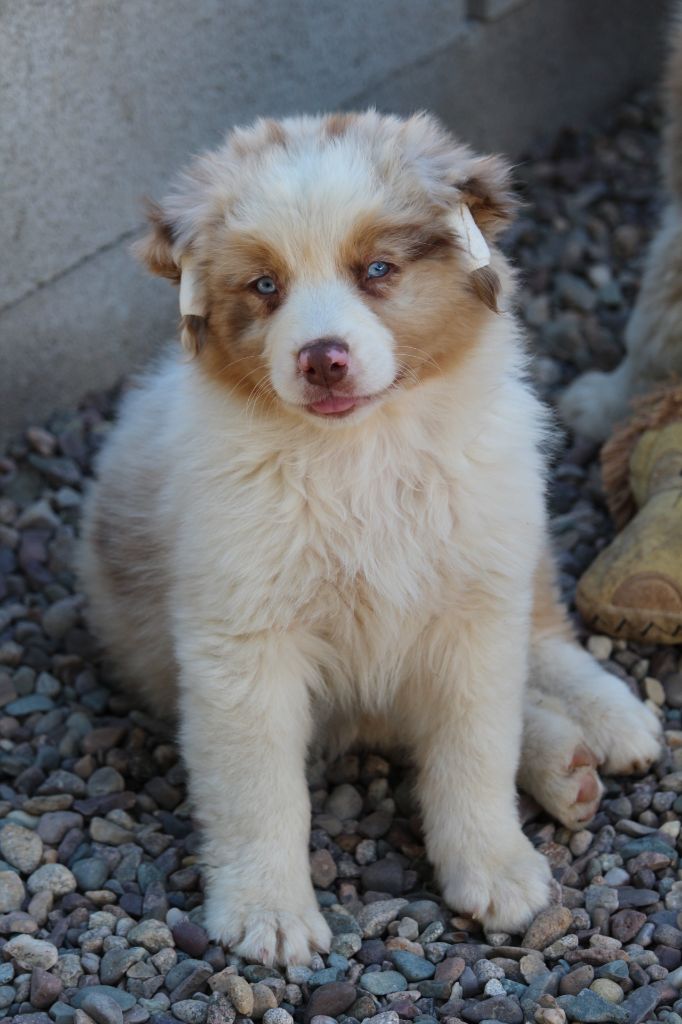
(254, 276), (277, 294)
(367, 261), (390, 279)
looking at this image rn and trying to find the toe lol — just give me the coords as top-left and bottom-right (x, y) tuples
(575, 768), (600, 805)
(570, 743), (600, 769)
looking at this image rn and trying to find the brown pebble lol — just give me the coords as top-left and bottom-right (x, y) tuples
(304, 982), (357, 1023)
(251, 981), (278, 1020)
(29, 966), (63, 1009)
(559, 964), (594, 996)
(523, 906), (573, 950)
(310, 849), (338, 889)
(223, 975), (254, 1016)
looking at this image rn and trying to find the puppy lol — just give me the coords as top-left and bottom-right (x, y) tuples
(559, 1), (682, 441)
(79, 111), (661, 965)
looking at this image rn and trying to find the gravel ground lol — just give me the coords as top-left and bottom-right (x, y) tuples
(2, 87), (682, 1024)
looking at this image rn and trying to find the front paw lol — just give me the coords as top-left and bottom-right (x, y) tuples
(203, 870), (331, 965)
(442, 835), (552, 934)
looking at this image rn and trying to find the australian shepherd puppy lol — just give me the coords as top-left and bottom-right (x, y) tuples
(80, 112), (661, 965)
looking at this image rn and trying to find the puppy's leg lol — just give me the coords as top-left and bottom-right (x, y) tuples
(530, 636), (662, 777)
(519, 689), (604, 830)
(529, 555), (661, 780)
(178, 630), (331, 966)
(406, 610), (552, 934)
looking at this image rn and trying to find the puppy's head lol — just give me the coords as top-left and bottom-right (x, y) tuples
(136, 111), (517, 423)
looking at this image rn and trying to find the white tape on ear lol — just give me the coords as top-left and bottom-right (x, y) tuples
(179, 257), (206, 317)
(449, 204), (490, 271)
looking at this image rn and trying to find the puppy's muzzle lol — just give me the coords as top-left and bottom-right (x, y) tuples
(298, 338), (349, 387)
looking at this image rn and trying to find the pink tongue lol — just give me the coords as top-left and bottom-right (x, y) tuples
(310, 395), (357, 415)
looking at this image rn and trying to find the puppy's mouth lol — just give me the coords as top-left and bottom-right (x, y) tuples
(307, 394), (376, 417)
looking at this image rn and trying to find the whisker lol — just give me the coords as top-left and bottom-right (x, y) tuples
(396, 345), (442, 374)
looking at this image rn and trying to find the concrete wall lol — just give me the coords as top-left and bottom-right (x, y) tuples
(0, 0), (670, 439)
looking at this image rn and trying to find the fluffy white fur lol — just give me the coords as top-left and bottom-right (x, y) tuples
(79, 112), (660, 965)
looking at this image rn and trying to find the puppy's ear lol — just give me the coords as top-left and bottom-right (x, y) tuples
(133, 200), (207, 355)
(451, 157), (519, 314)
(399, 114), (518, 313)
(133, 200), (181, 282)
(455, 154), (519, 240)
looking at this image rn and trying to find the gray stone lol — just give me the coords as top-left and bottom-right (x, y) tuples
(357, 898), (407, 937)
(325, 784), (363, 820)
(172, 1000), (208, 1024)
(166, 957), (203, 992)
(401, 901), (442, 929)
(51, 1001), (76, 1024)
(36, 671), (61, 697)
(584, 886), (619, 915)
(5, 693), (55, 715)
(331, 931), (362, 957)
(89, 816), (133, 844)
(4, 934), (58, 969)
(71, 986), (136, 1012)
(206, 993), (237, 1024)
(620, 985), (662, 1024)
(52, 953), (83, 988)
(0, 868), (25, 911)
(0, 823), (43, 873)
(595, 961), (628, 983)
(664, 674), (682, 709)
(323, 910), (361, 935)
(557, 989), (629, 1022)
(39, 770), (86, 797)
(556, 273), (597, 312)
(36, 810), (82, 844)
(361, 857), (405, 896)
(170, 963), (213, 1003)
(72, 856), (109, 891)
(26, 863), (76, 896)
(42, 597), (81, 639)
(365, 1014), (398, 1024)
(263, 1010), (294, 1024)
(0, 986), (15, 1010)
(81, 991), (125, 1024)
(389, 950), (436, 982)
(127, 918), (174, 952)
(99, 945), (145, 985)
(359, 971), (408, 995)
(460, 996), (523, 1023)
(309, 967), (344, 987)
(86, 767), (125, 797)
(619, 836), (678, 865)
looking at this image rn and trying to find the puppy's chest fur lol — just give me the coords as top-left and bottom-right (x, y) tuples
(181, 411), (522, 660)
(277, 445), (460, 626)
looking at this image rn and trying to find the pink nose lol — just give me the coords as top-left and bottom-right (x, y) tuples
(298, 339), (349, 387)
